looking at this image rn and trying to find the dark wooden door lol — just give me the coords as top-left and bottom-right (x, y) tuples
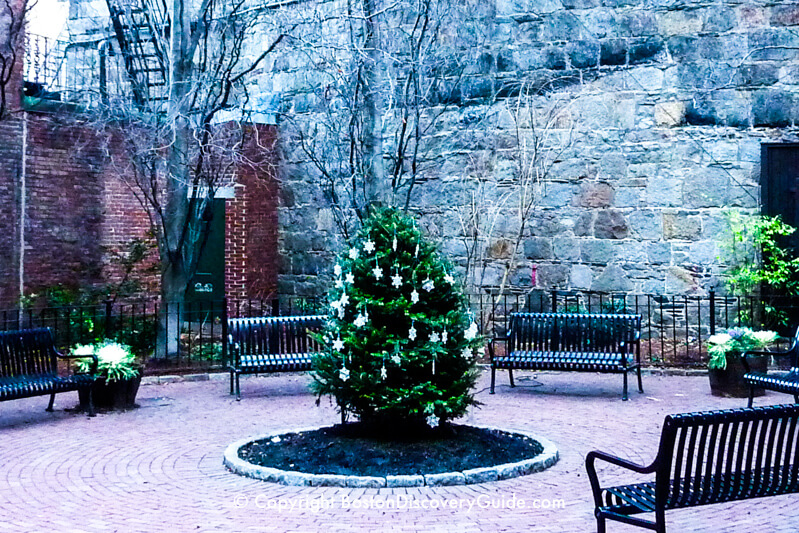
(185, 199), (226, 306)
(762, 143), (799, 251)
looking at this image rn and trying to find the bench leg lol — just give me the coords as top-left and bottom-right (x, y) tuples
(490, 366), (496, 394)
(637, 366), (644, 394)
(508, 368), (515, 388)
(230, 369), (235, 396)
(622, 372), (629, 401)
(46, 392), (55, 412)
(794, 394), (798, 404)
(86, 388), (95, 417)
(748, 386), (755, 408)
(595, 516), (606, 533)
(236, 372), (241, 401)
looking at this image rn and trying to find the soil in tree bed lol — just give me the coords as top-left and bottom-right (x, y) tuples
(238, 423), (544, 476)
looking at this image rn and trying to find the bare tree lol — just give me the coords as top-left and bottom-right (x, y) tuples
(0, 0), (32, 119)
(287, 0), (485, 237)
(89, 0), (292, 354)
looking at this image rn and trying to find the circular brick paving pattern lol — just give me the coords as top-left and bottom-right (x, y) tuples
(1, 371), (798, 532)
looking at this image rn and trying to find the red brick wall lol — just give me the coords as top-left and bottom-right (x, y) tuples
(1, 113), (279, 307)
(225, 122), (280, 303)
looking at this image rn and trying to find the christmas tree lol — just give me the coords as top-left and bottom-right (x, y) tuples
(312, 207), (481, 432)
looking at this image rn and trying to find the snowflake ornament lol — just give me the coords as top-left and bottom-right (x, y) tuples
(429, 332), (440, 343)
(349, 248), (359, 260)
(464, 322), (478, 341)
(345, 273), (355, 284)
(393, 236), (398, 251)
(391, 353), (401, 365)
(372, 265), (384, 280)
(364, 240), (375, 253)
(408, 324), (417, 341)
(426, 414), (439, 429)
(334, 278), (344, 289)
(334, 264), (342, 277)
(380, 365), (387, 380)
(410, 289), (420, 304)
(354, 311), (369, 328)
(461, 347), (473, 359)
(441, 330), (448, 344)
(391, 272), (402, 288)
(339, 366), (350, 382)
(339, 293), (350, 307)
(332, 337), (345, 352)
(422, 278), (434, 292)
(444, 273), (455, 285)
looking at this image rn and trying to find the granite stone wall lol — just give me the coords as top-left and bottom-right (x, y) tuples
(255, 0), (799, 298)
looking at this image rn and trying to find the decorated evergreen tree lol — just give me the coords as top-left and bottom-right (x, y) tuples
(312, 207), (481, 431)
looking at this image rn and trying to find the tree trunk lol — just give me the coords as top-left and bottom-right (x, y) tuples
(361, 0), (385, 206)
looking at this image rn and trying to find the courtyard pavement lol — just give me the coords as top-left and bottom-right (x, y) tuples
(0, 370), (797, 533)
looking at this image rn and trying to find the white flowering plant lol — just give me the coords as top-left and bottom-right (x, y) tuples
(311, 207), (482, 431)
(706, 327), (779, 370)
(74, 340), (141, 382)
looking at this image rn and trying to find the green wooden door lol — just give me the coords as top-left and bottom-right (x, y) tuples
(185, 199), (226, 306)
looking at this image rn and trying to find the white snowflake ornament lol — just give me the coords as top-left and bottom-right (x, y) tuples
(354, 311), (369, 328)
(422, 278), (434, 292)
(380, 365), (387, 380)
(461, 347), (473, 359)
(441, 330), (448, 344)
(444, 273), (455, 285)
(364, 240), (375, 253)
(334, 264), (342, 277)
(372, 265), (383, 280)
(339, 293), (349, 307)
(408, 325), (417, 341)
(410, 289), (419, 304)
(391, 353), (401, 365)
(464, 322), (478, 341)
(339, 367), (350, 382)
(426, 414), (439, 429)
(348, 248), (359, 260)
(345, 273), (355, 284)
(429, 332), (440, 343)
(334, 278), (344, 289)
(332, 337), (345, 352)
(391, 272), (402, 288)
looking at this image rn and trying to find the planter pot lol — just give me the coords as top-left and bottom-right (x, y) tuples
(79, 373), (142, 410)
(708, 354), (767, 398)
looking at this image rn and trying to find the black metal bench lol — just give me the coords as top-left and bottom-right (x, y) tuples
(225, 315), (325, 400)
(586, 404), (799, 532)
(743, 327), (799, 408)
(489, 312), (643, 400)
(0, 328), (97, 415)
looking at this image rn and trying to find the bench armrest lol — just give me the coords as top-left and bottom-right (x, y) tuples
(741, 347), (796, 372)
(488, 336), (509, 363)
(57, 349), (99, 374)
(585, 450), (657, 509)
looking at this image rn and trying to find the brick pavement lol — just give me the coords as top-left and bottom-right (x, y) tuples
(0, 370), (797, 532)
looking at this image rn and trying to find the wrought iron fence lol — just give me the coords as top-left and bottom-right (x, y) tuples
(2, 291), (797, 373)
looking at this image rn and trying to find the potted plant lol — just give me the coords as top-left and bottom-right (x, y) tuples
(74, 340), (143, 410)
(706, 328), (778, 397)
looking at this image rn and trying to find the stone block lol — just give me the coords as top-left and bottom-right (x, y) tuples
(646, 242), (671, 265)
(537, 264), (570, 288)
(345, 476), (386, 488)
(629, 66), (664, 91)
(583, 8), (617, 38)
(600, 39), (626, 66)
(614, 188), (642, 208)
(771, 5), (799, 26)
(662, 213), (702, 241)
(571, 264), (593, 290)
(749, 29), (799, 61)
(665, 266), (701, 294)
(524, 238), (553, 260)
(575, 182), (614, 208)
(737, 63), (779, 87)
(553, 237), (581, 261)
(658, 10), (703, 35)
(592, 264), (633, 292)
(566, 40), (599, 69)
(594, 210), (629, 239)
(703, 8), (736, 33)
(581, 239), (615, 264)
(683, 169), (729, 208)
(688, 241), (717, 265)
(752, 90), (795, 128)
(424, 472), (465, 486)
(574, 212), (594, 236)
(654, 101), (685, 126)
(540, 182), (575, 208)
(463, 467), (499, 484)
(645, 178), (682, 207)
(386, 475), (424, 488)
(618, 11), (657, 36)
(628, 38), (664, 65)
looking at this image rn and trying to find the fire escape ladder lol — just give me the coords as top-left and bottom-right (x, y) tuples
(105, 0), (169, 109)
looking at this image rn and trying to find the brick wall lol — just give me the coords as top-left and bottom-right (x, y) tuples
(224, 122), (280, 303)
(0, 113), (280, 307)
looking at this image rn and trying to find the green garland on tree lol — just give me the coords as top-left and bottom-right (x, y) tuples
(312, 207), (481, 430)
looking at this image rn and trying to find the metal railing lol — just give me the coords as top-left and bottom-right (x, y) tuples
(2, 291), (797, 373)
